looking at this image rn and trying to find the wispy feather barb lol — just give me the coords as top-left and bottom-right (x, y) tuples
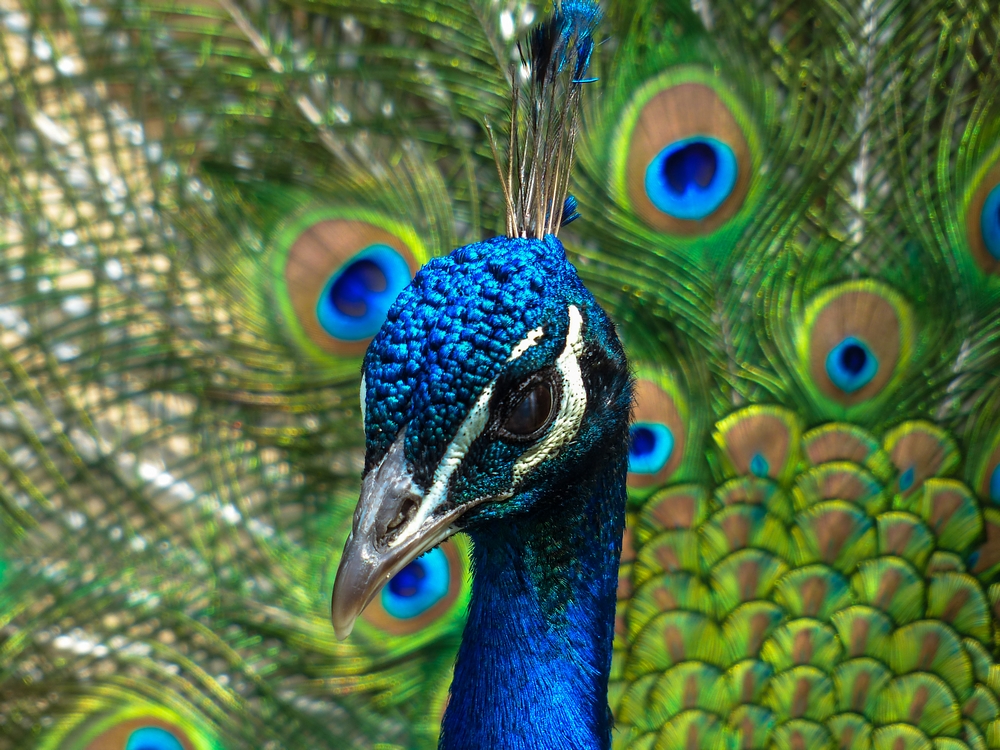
(487, 0), (602, 239)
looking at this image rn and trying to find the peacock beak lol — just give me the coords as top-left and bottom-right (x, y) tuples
(331, 434), (469, 640)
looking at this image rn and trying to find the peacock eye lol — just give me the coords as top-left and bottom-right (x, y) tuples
(964, 158), (1000, 275)
(825, 336), (878, 394)
(627, 377), (687, 491)
(645, 137), (738, 221)
(280, 215), (421, 358)
(75, 716), (199, 750)
(803, 281), (912, 408)
(125, 726), (185, 750)
(615, 75), (756, 236)
(381, 546), (451, 619)
(628, 422), (675, 474)
(358, 537), (468, 635)
(979, 183), (1000, 261)
(501, 381), (555, 440)
(315, 244), (412, 342)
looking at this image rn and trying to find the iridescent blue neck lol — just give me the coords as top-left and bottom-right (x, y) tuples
(439, 453), (627, 750)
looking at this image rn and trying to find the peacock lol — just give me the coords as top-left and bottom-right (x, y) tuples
(0, 0), (999, 747)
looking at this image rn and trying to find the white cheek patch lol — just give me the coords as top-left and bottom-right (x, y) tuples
(512, 305), (587, 484)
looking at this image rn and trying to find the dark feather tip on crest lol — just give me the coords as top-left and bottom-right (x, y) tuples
(561, 195), (580, 226)
(485, 0), (602, 240)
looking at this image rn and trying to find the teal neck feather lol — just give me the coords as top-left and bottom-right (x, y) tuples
(439, 452), (627, 750)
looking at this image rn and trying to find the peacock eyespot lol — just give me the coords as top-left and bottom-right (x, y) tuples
(628, 422), (675, 474)
(627, 378), (686, 490)
(78, 716), (200, 750)
(964, 158), (1000, 274)
(899, 466), (916, 492)
(359, 537), (467, 635)
(499, 379), (556, 441)
(381, 546), (451, 619)
(644, 137), (738, 221)
(618, 74), (755, 236)
(981, 444), (1000, 504)
(713, 406), (800, 482)
(280, 215), (421, 358)
(884, 421), (958, 498)
(979, 184), (1000, 261)
(316, 244), (412, 341)
(749, 453), (769, 478)
(126, 726), (185, 750)
(803, 282), (912, 408)
(825, 336), (878, 394)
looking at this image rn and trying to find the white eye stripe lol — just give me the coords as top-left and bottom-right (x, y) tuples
(512, 305), (586, 483)
(360, 374), (367, 426)
(508, 325), (545, 362)
(390, 381), (495, 547)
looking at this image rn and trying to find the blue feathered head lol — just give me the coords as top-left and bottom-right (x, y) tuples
(332, 234), (630, 638)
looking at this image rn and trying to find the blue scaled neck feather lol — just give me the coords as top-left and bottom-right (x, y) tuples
(441, 415), (628, 750)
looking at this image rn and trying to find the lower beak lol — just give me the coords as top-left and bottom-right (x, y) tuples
(331, 435), (465, 640)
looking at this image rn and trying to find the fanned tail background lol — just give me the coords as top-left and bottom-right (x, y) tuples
(0, 0), (999, 748)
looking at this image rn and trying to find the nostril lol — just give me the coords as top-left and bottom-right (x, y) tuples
(385, 495), (419, 540)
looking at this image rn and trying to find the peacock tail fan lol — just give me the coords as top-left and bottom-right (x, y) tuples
(1, 0), (1000, 748)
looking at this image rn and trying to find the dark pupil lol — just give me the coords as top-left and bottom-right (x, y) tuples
(330, 259), (387, 317)
(664, 142), (717, 194)
(629, 426), (656, 458)
(840, 343), (867, 375)
(505, 384), (553, 436)
(388, 560), (426, 598)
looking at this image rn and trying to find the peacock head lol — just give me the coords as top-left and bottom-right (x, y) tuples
(331, 234), (630, 638)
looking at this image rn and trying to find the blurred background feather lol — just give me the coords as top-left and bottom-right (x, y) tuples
(0, 0), (999, 748)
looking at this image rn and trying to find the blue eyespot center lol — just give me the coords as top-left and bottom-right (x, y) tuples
(126, 727), (185, 750)
(899, 466), (916, 492)
(388, 560), (426, 598)
(644, 137), (738, 221)
(990, 463), (1000, 503)
(317, 244), (411, 341)
(330, 259), (388, 317)
(825, 336), (879, 394)
(750, 453), (769, 478)
(839, 343), (867, 375)
(628, 422), (674, 474)
(665, 141), (717, 193)
(980, 183), (1000, 261)
(381, 546), (450, 619)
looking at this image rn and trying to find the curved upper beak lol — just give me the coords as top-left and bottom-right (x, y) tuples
(331, 434), (466, 640)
